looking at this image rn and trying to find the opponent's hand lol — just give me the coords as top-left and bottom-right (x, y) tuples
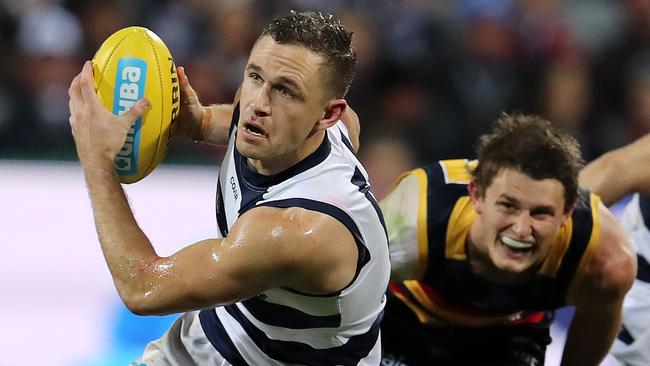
(68, 60), (149, 169)
(173, 66), (207, 141)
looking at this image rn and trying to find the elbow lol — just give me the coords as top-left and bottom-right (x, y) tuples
(116, 282), (165, 316)
(602, 246), (637, 300)
(119, 289), (152, 315)
(121, 292), (164, 316)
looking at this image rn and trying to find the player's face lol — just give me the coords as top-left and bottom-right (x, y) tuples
(237, 36), (331, 173)
(470, 168), (571, 275)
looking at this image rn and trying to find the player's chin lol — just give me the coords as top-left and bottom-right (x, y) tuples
(494, 258), (534, 274)
(235, 138), (267, 159)
(493, 246), (536, 273)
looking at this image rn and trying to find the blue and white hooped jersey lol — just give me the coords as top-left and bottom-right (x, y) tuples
(611, 193), (650, 366)
(198, 108), (390, 365)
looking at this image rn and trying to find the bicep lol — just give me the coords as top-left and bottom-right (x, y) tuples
(135, 206), (358, 314)
(133, 215), (296, 314)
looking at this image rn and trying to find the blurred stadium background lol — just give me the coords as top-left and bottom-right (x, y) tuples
(1, 0), (647, 365)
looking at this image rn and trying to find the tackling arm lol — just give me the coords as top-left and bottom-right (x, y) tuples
(562, 204), (636, 366)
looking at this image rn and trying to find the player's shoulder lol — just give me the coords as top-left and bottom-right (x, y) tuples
(572, 203), (637, 302)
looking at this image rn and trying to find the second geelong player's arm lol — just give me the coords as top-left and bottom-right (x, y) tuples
(580, 132), (650, 206)
(561, 204), (636, 366)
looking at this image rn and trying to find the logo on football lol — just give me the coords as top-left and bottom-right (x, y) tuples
(92, 26), (179, 184)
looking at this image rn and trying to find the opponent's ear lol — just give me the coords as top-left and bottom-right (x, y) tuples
(561, 205), (575, 225)
(317, 99), (347, 130)
(468, 181), (484, 214)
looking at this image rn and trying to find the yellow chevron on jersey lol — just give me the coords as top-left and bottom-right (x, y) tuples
(539, 216), (572, 276)
(411, 168), (430, 278)
(573, 193), (603, 283)
(439, 159), (477, 184)
(445, 196), (475, 260)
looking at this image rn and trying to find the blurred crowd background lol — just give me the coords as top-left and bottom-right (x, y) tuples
(1, 0), (650, 199)
(1, 1), (646, 364)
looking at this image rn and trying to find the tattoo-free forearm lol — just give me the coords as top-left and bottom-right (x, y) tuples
(83, 162), (158, 305)
(196, 104), (233, 145)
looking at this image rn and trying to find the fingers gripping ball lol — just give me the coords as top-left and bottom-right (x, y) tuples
(92, 26), (180, 183)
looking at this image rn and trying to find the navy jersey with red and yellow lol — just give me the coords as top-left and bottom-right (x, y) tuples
(382, 159), (602, 328)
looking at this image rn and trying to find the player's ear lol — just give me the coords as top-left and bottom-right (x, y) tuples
(562, 205), (575, 224)
(317, 99), (346, 130)
(468, 181), (484, 214)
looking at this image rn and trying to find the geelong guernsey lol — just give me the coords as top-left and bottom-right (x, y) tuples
(199, 106), (390, 365)
(611, 194), (650, 365)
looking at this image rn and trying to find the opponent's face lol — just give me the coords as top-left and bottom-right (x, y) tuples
(470, 168), (571, 275)
(237, 36), (335, 172)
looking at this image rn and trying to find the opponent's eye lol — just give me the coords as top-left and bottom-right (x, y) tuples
(498, 201), (517, 212)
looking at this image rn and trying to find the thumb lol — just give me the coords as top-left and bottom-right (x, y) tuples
(120, 98), (150, 126)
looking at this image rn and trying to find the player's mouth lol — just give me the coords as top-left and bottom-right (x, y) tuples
(241, 120), (268, 138)
(499, 235), (534, 253)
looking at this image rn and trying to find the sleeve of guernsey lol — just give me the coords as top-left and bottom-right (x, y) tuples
(381, 168), (429, 282)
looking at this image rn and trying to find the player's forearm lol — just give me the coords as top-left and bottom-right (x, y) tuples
(197, 103), (233, 145)
(579, 151), (628, 206)
(560, 307), (622, 366)
(83, 162), (159, 305)
(580, 132), (650, 205)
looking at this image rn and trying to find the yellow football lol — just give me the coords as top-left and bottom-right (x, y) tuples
(92, 26), (179, 184)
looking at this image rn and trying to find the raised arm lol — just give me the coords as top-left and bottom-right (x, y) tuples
(579, 132), (650, 206)
(562, 203), (636, 366)
(172, 66), (239, 146)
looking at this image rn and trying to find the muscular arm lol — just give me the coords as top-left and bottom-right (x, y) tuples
(580, 132), (650, 206)
(562, 204), (636, 366)
(92, 193), (359, 315)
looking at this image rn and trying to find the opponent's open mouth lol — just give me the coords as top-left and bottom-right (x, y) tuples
(500, 236), (534, 251)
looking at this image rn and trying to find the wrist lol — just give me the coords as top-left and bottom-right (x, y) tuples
(82, 156), (118, 181)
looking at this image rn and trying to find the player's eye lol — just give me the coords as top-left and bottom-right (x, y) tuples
(249, 72), (262, 82)
(276, 86), (294, 98)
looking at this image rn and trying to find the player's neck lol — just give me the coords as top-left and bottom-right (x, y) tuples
(247, 131), (326, 176)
